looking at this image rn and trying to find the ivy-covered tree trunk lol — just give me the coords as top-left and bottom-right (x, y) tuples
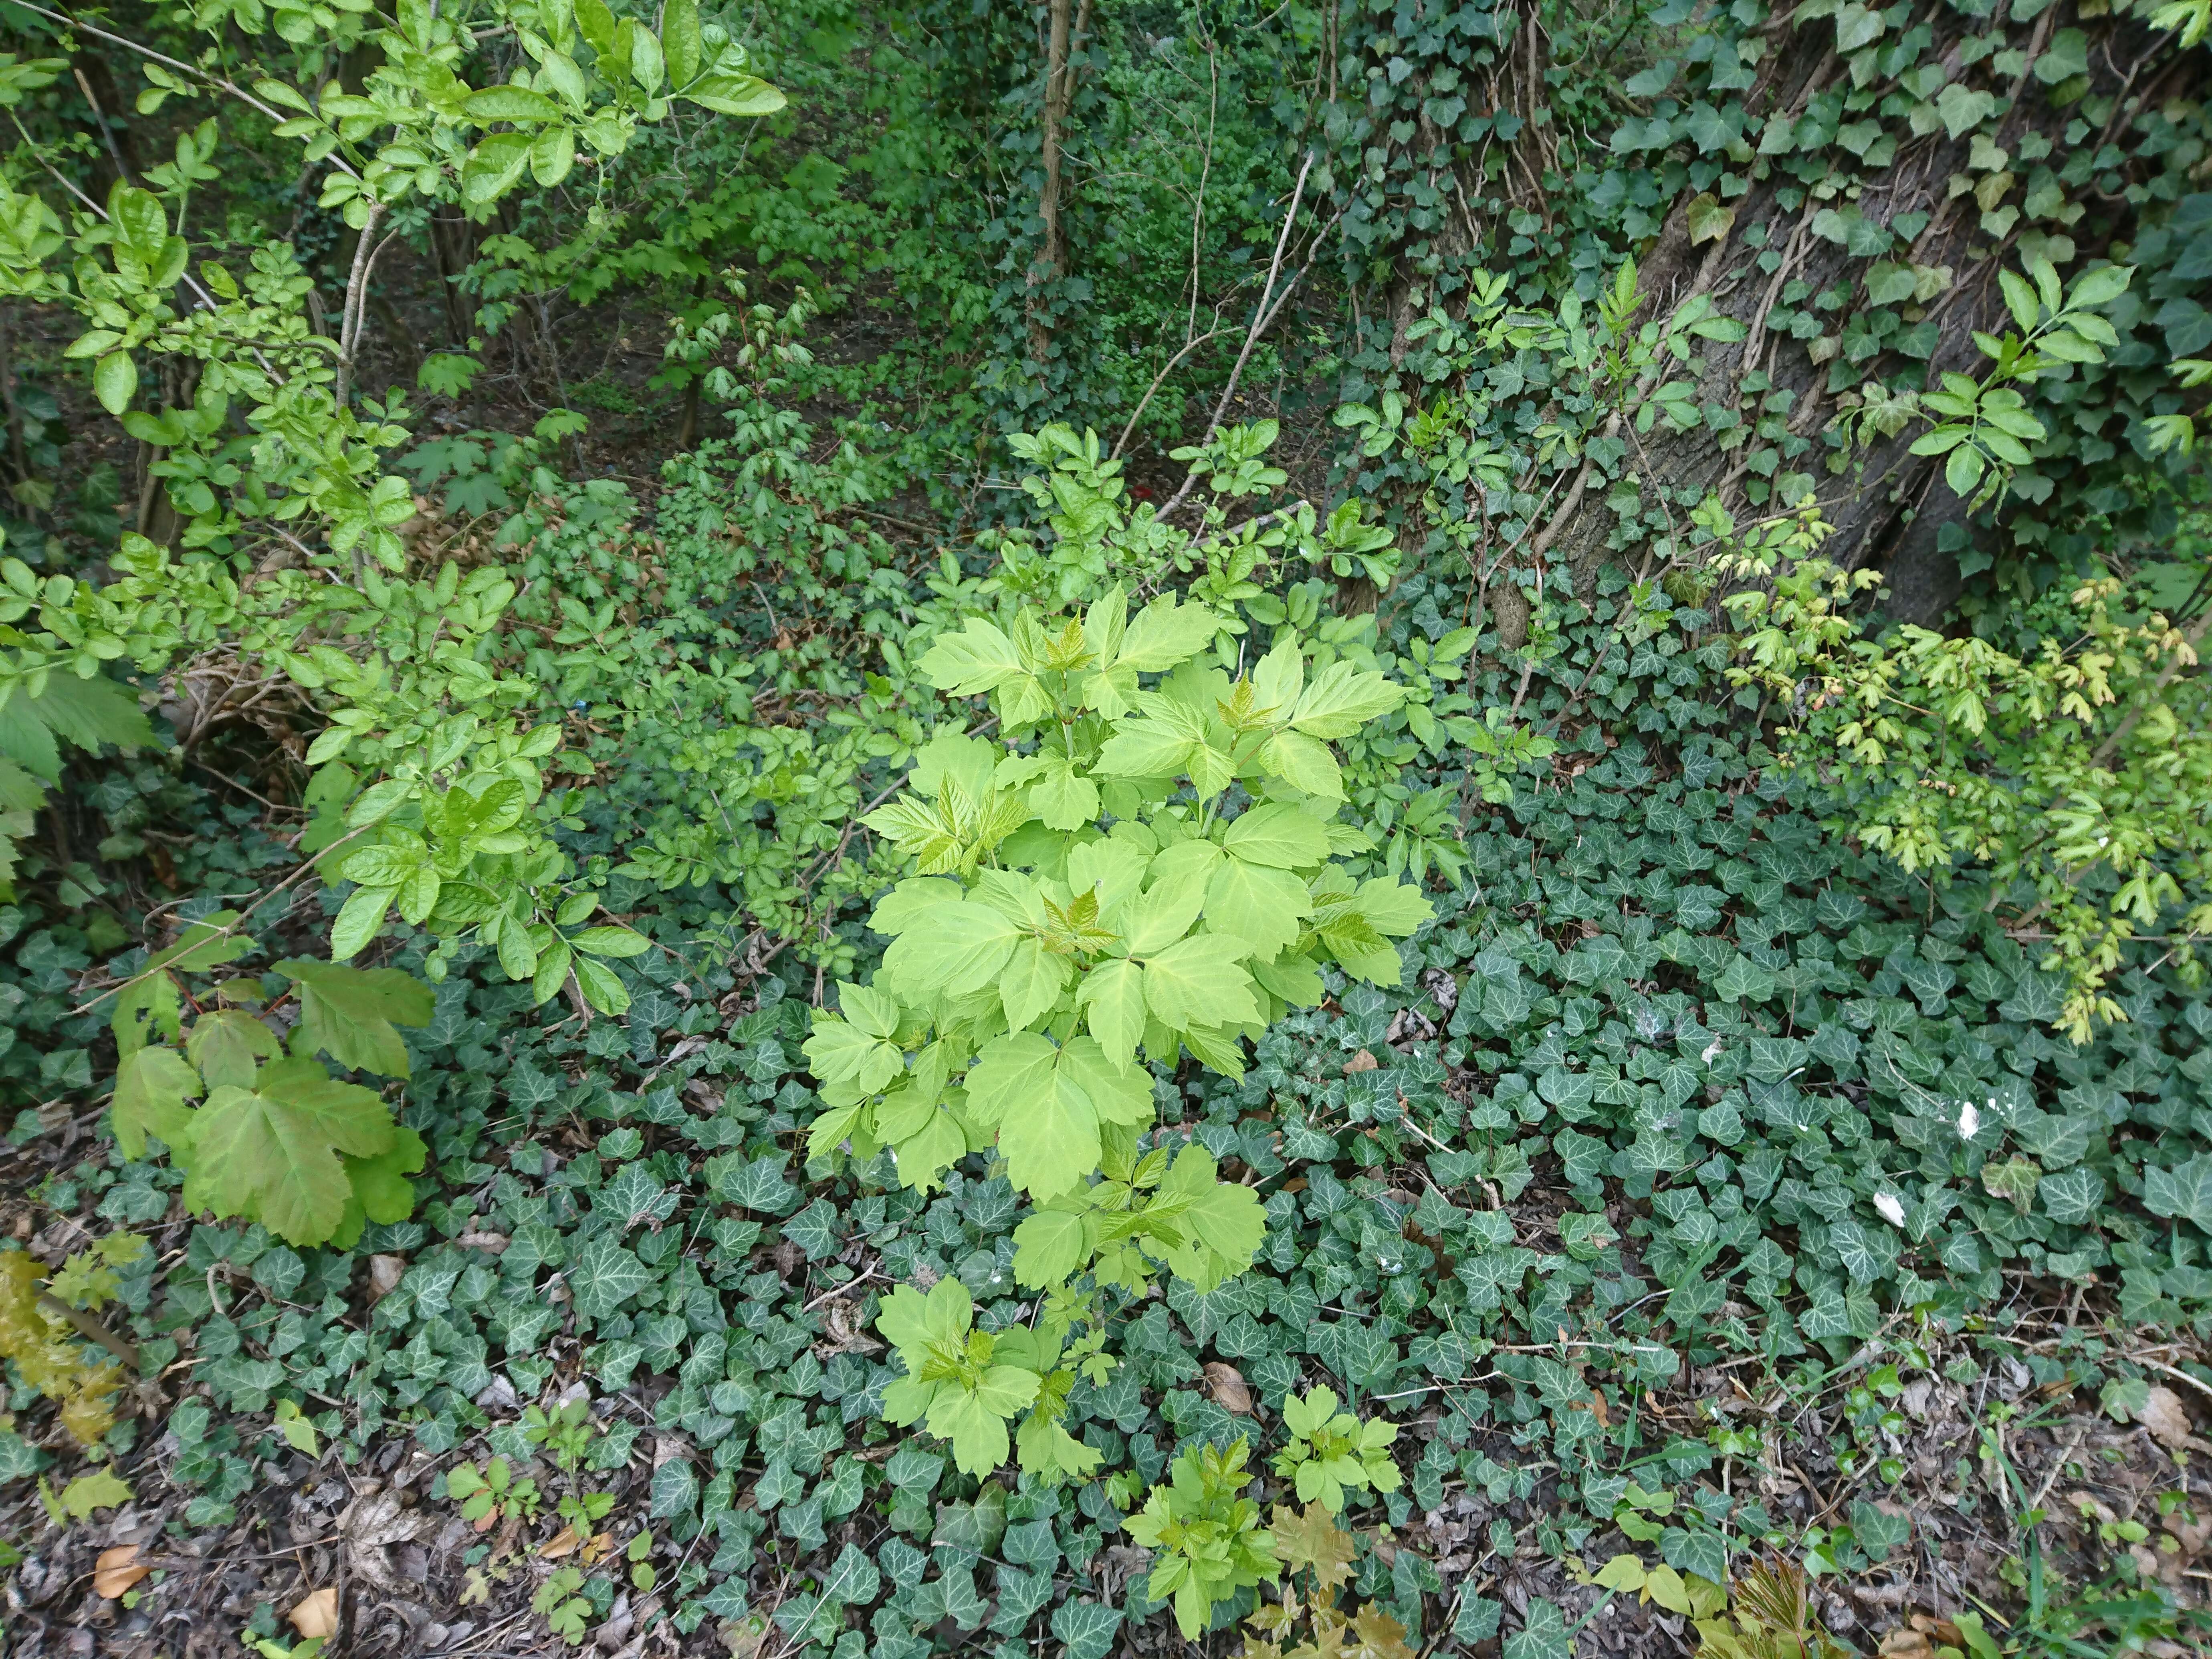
(1540, 3), (2199, 622)
(1336, 0), (2209, 629)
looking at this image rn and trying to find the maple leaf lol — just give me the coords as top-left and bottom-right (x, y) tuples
(109, 1045), (202, 1158)
(277, 957), (434, 1077)
(1271, 1502), (1356, 1595)
(1345, 1607), (1414, 1659)
(185, 1057), (398, 1245)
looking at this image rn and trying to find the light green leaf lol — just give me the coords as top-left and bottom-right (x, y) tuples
(277, 958), (434, 1078)
(1119, 878), (1205, 955)
(891, 1106), (969, 1193)
(1018, 1412), (1105, 1480)
(1029, 753), (1099, 830)
(918, 618), (1024, 694)
(1223, 802), (1330, 868)
(93, 351), (137, 415)
(661, 0), (702, 85)
(837, 979), (901, 1040)
(1114, 593), (1220, 671)
(1156, 1148), (1267, 1291)
(186, 1010), (281, 1092)
(1056, 1037), (1152, 1126)
(1355, 875), (1433, 937)
(331, 1124), (427, 1249)
(569, 925), (652, 958)
(996, 1061), (1102, 1201)
(682, 71), (787, 116)
(110, 1044), (202, 1158)
(1263, 731), (1342, 799)
(187, 1057), (396, 1246)
(928, 1377), (1029, 1475)
(330, 883), (392, 961)
(1204, 858), (1310, 958)
(803, 1015), (904, 1097)
(464, 85), (561, 123)
(1096, 718), (1195, 781)
(999, 938), (1072, 1030)
(1013, 1207), (1094, 1288)
(572, 956), (630, 1015)
(57, 1467), (132, 1520)
(882, 900), (1022, 995)
(1142, 934), (1262, 1030)
(1290, 660), (1403, 738)
(1249, 636), (1304, 716)
(1077, 957), (1147, 1068)
(964, 1033), (1061, 1129)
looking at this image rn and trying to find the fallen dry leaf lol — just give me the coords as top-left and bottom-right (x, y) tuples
(580, 1531), (615, 1567)
(1204, 1361), (1253, 1415)
(539, 1523), (582, 1559)
(93, 1544), (150, 1599)
(2136, 1385), (2196, 1451)
(290, 1587), (339, 1641)
(721, 1611), (771, 1659)
(366, 1255), (406, 1301)
(341, 1487), (431, 1591)
(1877, 1629), (1931, 1659)
(1342, 1049), (1379, 1074)
(2066, 1489), (2119, 1526)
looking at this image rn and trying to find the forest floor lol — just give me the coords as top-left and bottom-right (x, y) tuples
(6, 1078), (2209, 1659)
(8, 252), (2212, 1659)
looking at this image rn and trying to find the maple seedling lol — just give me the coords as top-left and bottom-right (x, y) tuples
(1242, 1502), (1414, 1659)
(1269, 1387), (1402, 1514)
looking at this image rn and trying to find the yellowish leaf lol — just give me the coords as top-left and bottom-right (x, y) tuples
(289, 1586), (340, 1640)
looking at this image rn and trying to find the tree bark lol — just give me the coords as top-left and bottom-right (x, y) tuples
(1536, 6), (2186, 623)
(1027, 0), (1090, 367)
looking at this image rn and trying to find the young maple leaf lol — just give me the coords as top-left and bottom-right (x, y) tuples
(185, 1058), (397, 1245)
(1345, 1606), (1414, 1659)
(1289, 1603), (1350, 1659)
(1270, 1502), (1356, 1595)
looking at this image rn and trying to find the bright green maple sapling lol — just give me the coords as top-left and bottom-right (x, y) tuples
(808, 581), (1429, 1200)
(818, 585), (1431, 1472)
(874, 1276), (1111, 1479)
(1124, 1435), (1281, 1638)
(1269, 1386), (1402, 1514)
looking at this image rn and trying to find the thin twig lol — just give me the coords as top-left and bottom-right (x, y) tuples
(1155, 151), (1318, 521)
(1110, 326), (1230, 461)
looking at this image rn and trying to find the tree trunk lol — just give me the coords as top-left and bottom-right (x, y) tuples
(429, 201), (479, 349)
(1534, 5), (2190, 622)
(1027, 0), (1091, 368)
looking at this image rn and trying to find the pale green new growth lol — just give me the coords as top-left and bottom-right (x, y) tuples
(1269, 1387), (1403, 1514)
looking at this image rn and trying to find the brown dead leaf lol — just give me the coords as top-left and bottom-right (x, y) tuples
(539, 1524), (582, 1559)
(721, 1612), (771, 1659)
(2066, 1490), (2119, 1526)
(366, 1255), (406, 1301)
(93, 1545), (150, 1599)
(1342, 1049), (1379, 1074)
(820, 1296), (884, 1356)
(1586, 1389), (1610, 1428)
(289, 1587), (340, 1641)
(2136, 1385), (2195, 1451)
(341, 1487), (431, 1591)
(1877, 1629), (1931, 1659)
(1204, 1362), (1253, 1415)
(579, 1531), (615, 1568)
